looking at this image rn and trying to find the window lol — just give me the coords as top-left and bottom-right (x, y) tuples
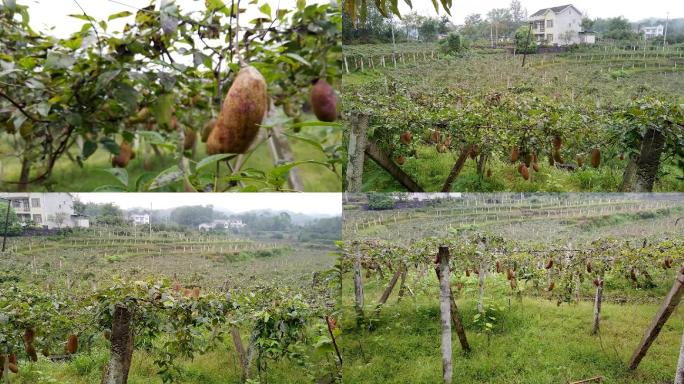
(12, 200), (21, 208)
(31, 198), (40, 208)
(546, 20), (553, 28)
(33, 214), (42, 224)
(547, 34), (553, 42)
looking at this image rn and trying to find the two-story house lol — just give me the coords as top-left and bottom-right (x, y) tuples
(641, 25), (664, 39)
(0, 193), (89, 228)
(529, 4), (588, 46)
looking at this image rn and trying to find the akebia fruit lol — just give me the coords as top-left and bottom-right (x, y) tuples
(184, 127), (197, 150)
(66, 334), (78, 354)
(510, 147), (519, 162)
(207, 66), (269, 154)
(576, 155), (584, 167)
(400, 131), (412, 145)
(519, 164), (530, 180)
(552, 136), (562, 150)
(310, 79), (337, 122)
(590, 148), (601, 168)
(112, 141), (134, 168)
(201, 118), (216, 143)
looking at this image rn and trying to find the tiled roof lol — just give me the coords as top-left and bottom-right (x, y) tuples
(530, 4), (577, 17)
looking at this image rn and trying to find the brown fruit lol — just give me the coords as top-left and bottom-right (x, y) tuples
(396, 155), (406, 166)
(26, 345), (37, 362)
(553, 149), (563, 164)
(552, 136), (562, 150)
(510, 147), (520, 162)
(510, 278), (517, 289)
(593, 278), (600, 287)
(576, 155), (584, 167)
(183, 288), (192, 297)
(111, 141), (134, 168)
(184, 128), (197, 150)
(506, 268), (513, 280)
(8, 363), (18, 374)
(430, 130), (441, 144)
(23, 329), (35, 344)
(520, 164), (530, 180)
(619, 153), (625, 161)
(66, 335), (78, 354)
(207, 66), (269, 154)
(444, 135), (453, 147)
(545, 258), (554, 269)
(663, 257), (672, 269)
(469, 145), (480, 160)
(495, 261), (502, 273)
(9, 354), (16, 364)
(465, 269), (471, 277)
(590, 148), (601, 168)
(586, 261), (592, 273)
(173, 281), (182, 293)
(201, 118), (216, 143)
(400, 131), (412, 145)
(192, 286), (200, 299)
(310, 79), (337, 122)
(532, 162), (540, 172)
(547, 281), (555, 291)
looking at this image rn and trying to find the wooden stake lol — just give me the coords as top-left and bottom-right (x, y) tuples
(437, 246), (453, 384)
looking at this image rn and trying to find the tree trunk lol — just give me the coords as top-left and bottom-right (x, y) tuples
(18, 157), (30, 192)
(365, 140), (424, 192)
(437, 246), (453, 384)
(353, 243), (365, 323)
(231, 327), (249, 383)
(442, 145), (473, 192)
(101, 305), (134, 384)
(591, 280), (603, 335)
(476, 153), (488, 179)
(345, 111), (369, 192)
(620, 127), (666, 192)
(628, 271), (684, 370)
(375, 266), (403, 315)
(675, 330), (684, 384)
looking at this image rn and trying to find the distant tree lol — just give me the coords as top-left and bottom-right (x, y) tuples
(581, 17), (595, 31)
(461, 14), (489, 41)
(509, 0), (526, 26)
(368, 193), (395, 210)
(96, 203), (125, 226)
(73, 199), (86, 215)
(0, 201), (22, 236)
(51, 211), (68, 228)
(169, 205), (215, 228)
(604, 17), (638, 40)
(419, 17), (440, 41)
(487, 8), (513, 45)
(515, 25), (537, 53)
(439, 32), (467, 55)
(343, 0), (452, 26)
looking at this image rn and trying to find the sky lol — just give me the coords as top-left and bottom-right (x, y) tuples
(398, 0), (682, 24)
(21, 0), (332, 37)
(74, 193), (342, 215)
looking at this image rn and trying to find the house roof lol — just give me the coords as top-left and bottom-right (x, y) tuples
(530, 4), (580, 18)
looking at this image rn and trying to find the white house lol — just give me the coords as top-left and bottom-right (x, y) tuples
(198, 219), (246, 231)
(641, 25), (664, 39)
(529, 4), (589, 45)
(129, 214), (150, 226)
(0, 193), (89, 229)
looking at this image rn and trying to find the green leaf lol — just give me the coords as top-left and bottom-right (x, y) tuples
(259, 3), (271, 17)
(68, 14), (96, 22)
(195, 154), (234, 172)
(104, 168), (129, 187)
(137, 131), (165, 144)
(148, 165), (183, 190)
(108, 11), (132, 21)
(152, 93), (174, 130)
(282, 53), (311, 67)
(82, 140), (97, 159)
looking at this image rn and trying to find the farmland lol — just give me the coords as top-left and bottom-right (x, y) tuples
(342, 43), (684, 193)
(0, 223), (342, 383)
(339, 193), (684, 383)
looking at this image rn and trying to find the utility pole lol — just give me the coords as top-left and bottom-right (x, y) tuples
(663, 12), (669, 50)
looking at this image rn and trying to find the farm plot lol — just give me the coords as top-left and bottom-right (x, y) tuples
(342, 44), (684, 193)
(0, 228), (342, 383)
(337, 193), (684, 383)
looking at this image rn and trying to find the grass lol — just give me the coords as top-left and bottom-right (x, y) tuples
(339, 274), (684, 384)
(360, 145), (684, 192)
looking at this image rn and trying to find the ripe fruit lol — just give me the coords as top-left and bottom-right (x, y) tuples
(183, 288), (192, 297)
(201, 118), (216, 143)
(520, 164), (530, 180)
(8, 363), (18, 374)
(184, 128), (197, 150)
(207, 66), (269, 154)
(465, 269), (471, 277)
(469, 145), (480, 159)
(400, 131), (412, 145)
(173, 281), (182, 293)
(66, 335), (78, 354)
(553, 149), (563, 164)
(545, 258), (554, 269)
(310, 79), (337, 122)
(552, 136), (562, 150)
(495, 261), (502, 273)
(547, 281), (555, 291)
(192, 286), (200, 299)
(619, 152), (625, 161)
(506, 268), (514, 280)
(576, 155), (584, 167)
(510, 278), (517, 289)
(430, 130), (441, 144)
(111, 141), (134, 168)
(396, 155), (406, 166)
(26, 345), (37, 362)
(510, 147), (519, 162)
(23, 329), (35, 344)
(593, 278), (600, 287)
(586, 261), (593, 273)
(8, 354), (16, 365)
(444, 135), (453, 147)
(532, 162), (540, 172)
(590, 148), (601, 168)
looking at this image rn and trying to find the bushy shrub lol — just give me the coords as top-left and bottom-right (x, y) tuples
(368, 193), (395, 210)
